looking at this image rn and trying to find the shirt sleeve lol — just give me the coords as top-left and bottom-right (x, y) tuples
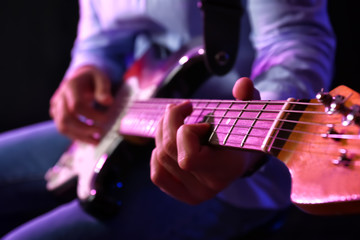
(65, 0), (201, 84)
(248, 0), (336, 100)
(64, 0), (145, 83)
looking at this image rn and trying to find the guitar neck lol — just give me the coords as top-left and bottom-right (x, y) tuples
(119, 98), (311, 154)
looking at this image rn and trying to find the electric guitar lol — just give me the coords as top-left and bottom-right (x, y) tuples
(45, 44), (360, 217)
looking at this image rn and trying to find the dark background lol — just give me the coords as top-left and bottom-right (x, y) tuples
(0, 1), (360, 239)
(0, 0), (78, 133)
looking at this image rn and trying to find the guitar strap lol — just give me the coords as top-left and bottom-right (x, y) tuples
(199, 0), (243, 75)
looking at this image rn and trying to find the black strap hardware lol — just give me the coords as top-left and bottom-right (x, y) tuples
(199, 0), (243, 75)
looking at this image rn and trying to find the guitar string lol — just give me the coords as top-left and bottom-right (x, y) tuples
(208, 129), (360, 146)
(118, 98), (330, 127)
(131, 99), (324, 110)
(129, 99), (331, 117)
(221, 140), (351, 158)
(121, 108), (359, 140)
(121, 114), (360, 142)
(133, 98), (322, 106)
(209, 137), (338, 154)
(118, 123), (359, 159)
(265, 144), (360, 158)
(130, 105), (327, 116)
(122, 113), (359, 146)
(118, 100), (360, 157)
(133, 97), (322, 104)
(121, 120), (357, 157)
(128, 101), (322, 114)
(124, 106), (343, 129)
(120, 100), (360, 141)
(121, 121), (360, 148)
(120, 117), (360, 157)
(206, 130), (360, 158)
(268, 146), (338, 156)
(123, 99), (322, 115)
(127, 109), (332, 127)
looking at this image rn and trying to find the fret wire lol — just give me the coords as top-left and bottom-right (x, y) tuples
(223, 102), (249, 145)
(148, 118), (159, 136)
(265, 99), (294, 153)
(207, 101), (222, 142)
(240, 102), (268, 147)
(214, 129), (270, 143)
(215, 102), (234, 145)
(145, 118), (154, 135)
(193, 100), (208, 124)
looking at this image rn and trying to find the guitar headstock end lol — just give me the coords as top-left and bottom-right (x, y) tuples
(317, 87), (360, 127)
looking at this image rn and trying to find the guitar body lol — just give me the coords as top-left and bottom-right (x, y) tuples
(45, 43), (211, 217)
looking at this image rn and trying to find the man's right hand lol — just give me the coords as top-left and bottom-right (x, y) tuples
(50, 65), (114, 144)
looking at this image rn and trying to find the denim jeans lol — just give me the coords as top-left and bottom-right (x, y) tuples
(0, 121), (71, 236)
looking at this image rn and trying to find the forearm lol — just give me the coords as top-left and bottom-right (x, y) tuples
(248, 0), (336, 100)
(66, 34), (133, 84)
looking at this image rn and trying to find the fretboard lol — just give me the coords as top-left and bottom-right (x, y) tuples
(119, 98), (296, 153)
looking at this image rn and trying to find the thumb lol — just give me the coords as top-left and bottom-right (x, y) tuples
(93, 70), (114, 106)
(232, 77), (260, 100)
